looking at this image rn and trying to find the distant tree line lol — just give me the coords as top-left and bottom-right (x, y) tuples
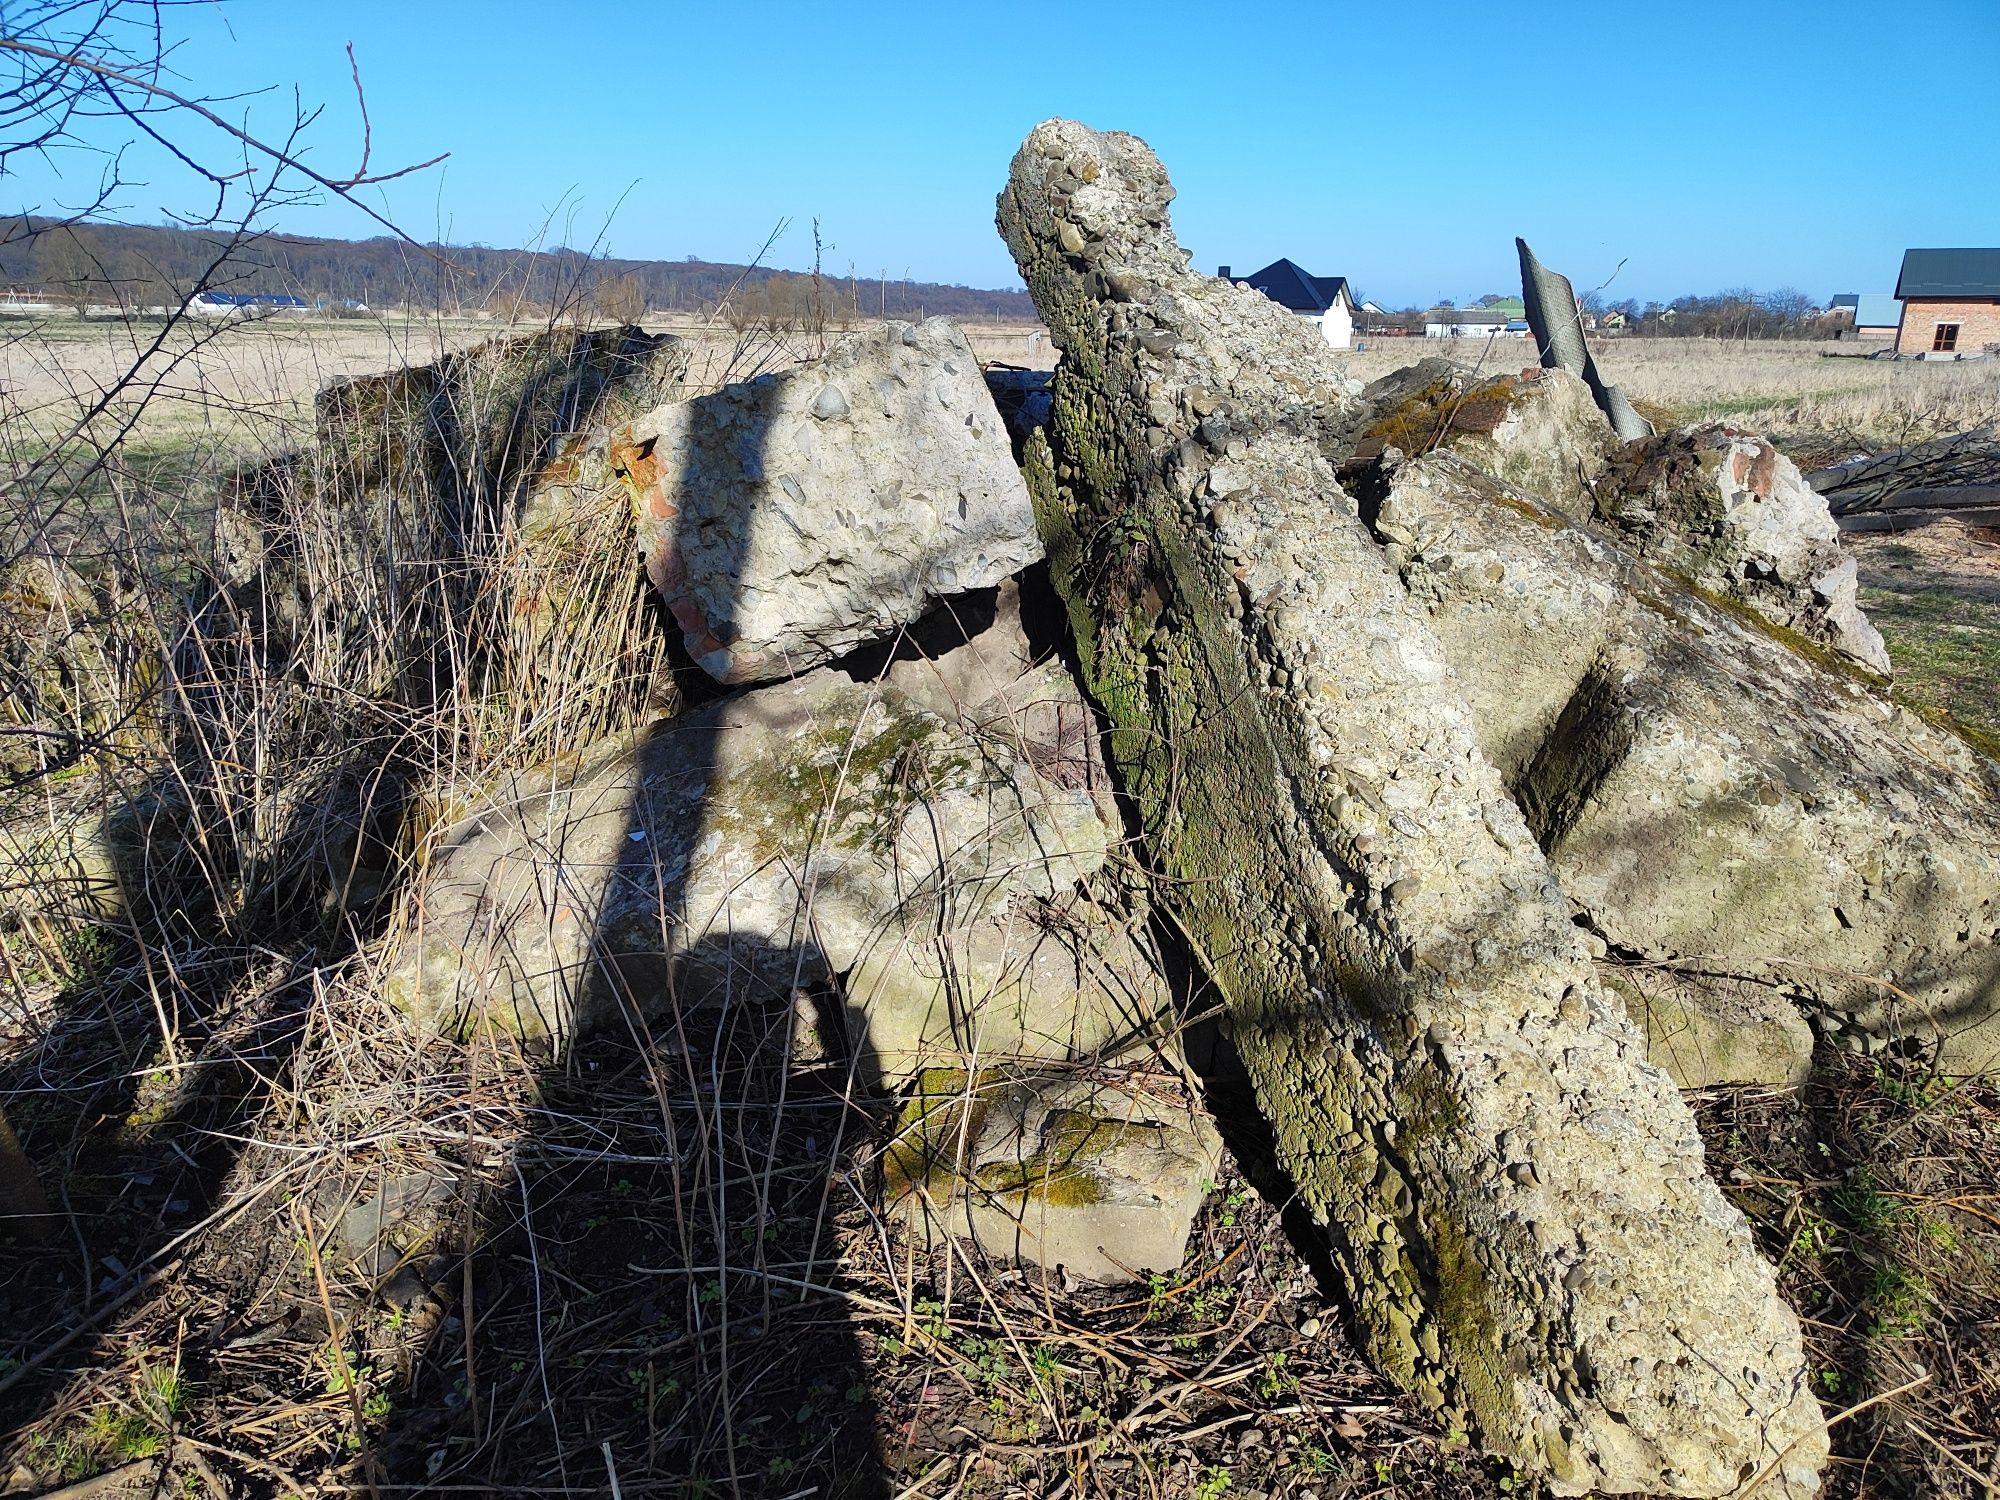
(0, 216), (1038, 321)
(1596, 288), (1827, 339)
(1354, 285), (1834, 340)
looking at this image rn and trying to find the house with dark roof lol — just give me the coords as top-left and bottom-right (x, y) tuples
(1892, 249), (2000, 357)
(1218, 258), (1356, 348)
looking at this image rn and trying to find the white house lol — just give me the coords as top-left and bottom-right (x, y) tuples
(1423, 308), (1529, 339)
(186, 290), (311, 318)
(1220, 258), (1356, 349)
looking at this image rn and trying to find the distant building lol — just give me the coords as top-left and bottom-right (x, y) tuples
(1892, 249), (2000, 356)
(1829, 292), (1899, 341)
(1422, 307), (1526, 339)
(1219, 258), (1356, 349)
(186, 290), (311, 317)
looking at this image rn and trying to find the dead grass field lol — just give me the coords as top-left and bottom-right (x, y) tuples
(1337, 336), (2000, 452)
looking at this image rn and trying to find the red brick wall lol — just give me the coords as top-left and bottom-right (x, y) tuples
(1895, 298), (2000, 355)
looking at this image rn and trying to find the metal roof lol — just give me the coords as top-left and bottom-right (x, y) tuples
(1894, 248), (2000, 299)
(1853, 293), (1900, 328)
(1238, 258), (1348, 314)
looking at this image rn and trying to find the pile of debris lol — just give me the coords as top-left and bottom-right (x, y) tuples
(13, 119), (1999, 1500)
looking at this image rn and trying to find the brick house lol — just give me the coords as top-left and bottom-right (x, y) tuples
(1893, 248), (2000, 356)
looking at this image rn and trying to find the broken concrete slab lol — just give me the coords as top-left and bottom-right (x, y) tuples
(1343, 363), (1617, 523)
(1000, 116), (1826, 1496)
(1597, 423), (1892, 675)
(620, 319), (1043, 685)
(1601, 966), (1815, 1089)
(842, 888), (1171, 1085)
(886, 1067), (1221, 1284)
(386, 665), (1109, 1052)
(1376, 449), (2000, 1076)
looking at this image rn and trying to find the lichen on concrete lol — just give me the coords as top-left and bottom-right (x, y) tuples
(998, 116), (1827, 1496)
(885, 1065), (1222, 1283)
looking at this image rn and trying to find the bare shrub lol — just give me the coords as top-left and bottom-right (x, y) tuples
(592, 270), (648, 325)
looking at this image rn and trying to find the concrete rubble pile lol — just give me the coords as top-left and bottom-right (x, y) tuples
(155, 119), (2000, 1500)
(995, 116), (1867, 1497)
(388, 318), (1218, 1287)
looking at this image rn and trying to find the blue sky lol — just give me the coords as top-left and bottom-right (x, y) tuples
(11, 0), (1999, 307)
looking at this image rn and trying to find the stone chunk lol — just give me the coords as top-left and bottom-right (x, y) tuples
(844, 893), (1171, 1084)
(999, 117), (1826, 1496)
(1377, 451), (2000, 1075)
(386, 666), (1106, 1049)
(1343, 363), (1615, 522)
(886, 1067), (1221, 1284)
(1597, 423), (1891, 675)
(1601, 967), (1815, 1089)
(621, 319), (1043, 684)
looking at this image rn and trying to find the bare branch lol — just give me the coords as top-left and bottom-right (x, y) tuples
(0, 31), (451, 256)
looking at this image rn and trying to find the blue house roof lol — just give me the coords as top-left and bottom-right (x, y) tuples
(195, 291), (310, 308)
(1853, 293), (1900, 329)
(1232, 258), (1349, 314)
(1894, 249), (2000, 299)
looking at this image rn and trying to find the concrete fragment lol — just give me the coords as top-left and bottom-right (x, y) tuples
(219, 326), (690, 712)
(621, 319), (1043, 685)
(844, 892), (1170, 1084)
(887, 1068), (1221, 1284)
(1601, 966), (1815, 1089)
(1342, 363), (1615, 521)
(1377, 449), (2000, 1075)
(386, 666), (1108, 1051)
(999, 117), (1826, 1496)
(1596, 424), (1892, 674)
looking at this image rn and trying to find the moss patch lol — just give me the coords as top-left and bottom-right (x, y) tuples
(715, 701), (972, 863)
(1671, 569), (1889, 690)
(1358, 374), (1529, 462)
(885, 1071), (1136, 1211)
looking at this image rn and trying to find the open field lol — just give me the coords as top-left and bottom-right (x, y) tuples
(1337, 336), (2000, 455)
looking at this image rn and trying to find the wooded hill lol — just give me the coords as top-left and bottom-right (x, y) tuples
(0, 215), (1038, 320)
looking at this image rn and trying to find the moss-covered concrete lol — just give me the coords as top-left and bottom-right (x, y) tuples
(1007, 173), (1528, 1455)
(998, 119), (1830, 1496)
(885, 1064), (1222, 1281)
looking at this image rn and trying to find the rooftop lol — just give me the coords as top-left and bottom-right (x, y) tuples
(1231, 258), (1349, 314)
(1895, 249), (2000, 300)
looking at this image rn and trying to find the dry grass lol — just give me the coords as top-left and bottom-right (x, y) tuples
(1337, 337), (2000, 451)
(1693, 1050), (2000, 1500)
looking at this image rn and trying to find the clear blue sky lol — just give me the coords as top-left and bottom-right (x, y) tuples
(12, 0), (1999, 307)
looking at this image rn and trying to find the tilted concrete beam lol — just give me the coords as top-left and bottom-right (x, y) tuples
(997, 118), (1825, 1497)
